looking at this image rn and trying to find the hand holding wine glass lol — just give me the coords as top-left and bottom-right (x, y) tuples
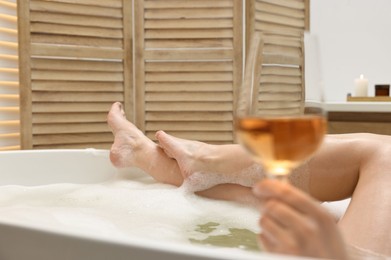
(235, 32), (327, 182)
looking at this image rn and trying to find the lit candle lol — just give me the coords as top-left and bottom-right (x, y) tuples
(354, 74), (368, 97)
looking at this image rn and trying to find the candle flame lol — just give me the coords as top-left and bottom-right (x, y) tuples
(360, 74), (364, 79)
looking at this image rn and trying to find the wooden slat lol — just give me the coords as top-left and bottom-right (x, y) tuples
(145, 39), (231, 49)
(260, 75), (302, 84)
(254, 21), (303, 37)
(35, 142), (112, 149)
(259, 83), (302, 93)
(31, 92), (123, 102)
(146, 131), (233, 142)
(258, 92), (302, 101)
(30, 0), (122, 18)
(146, 121), (233, 131)
(144, 0), (233, 9)
(31, 58), (123, 72)
(32, 122), (110, 134)
(258, 107), (301, 115)
(144, 8), (233, 19)
(32, 132), (114, 145)
(265, 48), (301, 61)
(145, 72), (232, 82)
(144, 49), (233, 60)
(30, 11), (123, 28)
(263, 35), (301, 47)
(145, 82), (233, 92)
(145, 29), (233, 39)
(31, 22), (123, 39)
(263, 54), (302, 65)
(145, 39), (233, 49)
(261, 66), (301, 76)
(255, 12), (305, 29)
(30, 43), (123, 60)
(145, 92), (232, 102)
(31, 34), (123, 48)
(36, 0), (122, 8)
(145, 19), (233, 29)
(145, 61), (232, 72)
(32, 102), (114, 113)
(256, 100), (301, 109)
(146, 112), (233, 121)
(255, 2), (304, 19)
(31, 70), (124, 81)
(32, 81), (123, 92)
(32, 112), (108, 123)
(264, 44), (301, 57)
(259, 0), (305, 10)
(146, 101), (232, 111)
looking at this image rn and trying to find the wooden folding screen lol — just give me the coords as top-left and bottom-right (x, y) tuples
(16, 0), (309, 149)
(134, 0), (243, 144)
(246, 0), (309, 115)
(18, 0), (132, 149)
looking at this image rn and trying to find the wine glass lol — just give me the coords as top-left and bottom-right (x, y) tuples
(235, 32), (327, 182)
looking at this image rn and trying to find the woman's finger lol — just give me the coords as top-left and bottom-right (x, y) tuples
(261, 198), (324, 246)
(253, 179), (329, 219)
(259, 208), (302, 253)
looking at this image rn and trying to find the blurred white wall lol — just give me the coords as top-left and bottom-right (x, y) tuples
(311, 0), (391, 102)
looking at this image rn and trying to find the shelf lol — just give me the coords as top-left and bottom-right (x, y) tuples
(347, 96), (391, 102)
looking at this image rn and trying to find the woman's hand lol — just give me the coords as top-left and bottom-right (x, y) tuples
(253, 179), (348, 259)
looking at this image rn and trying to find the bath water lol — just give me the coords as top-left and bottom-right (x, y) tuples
(0, 169), (260, 252)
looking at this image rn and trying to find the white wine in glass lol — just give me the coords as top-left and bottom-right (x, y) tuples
(235, 32), (327, 182)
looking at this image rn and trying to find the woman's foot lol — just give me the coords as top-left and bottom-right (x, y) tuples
(107, 102), (182, 186)
(107, 102), (153, 168)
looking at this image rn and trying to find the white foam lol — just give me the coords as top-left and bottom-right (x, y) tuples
(0, 171), (260, 247)
(181, 163), (264, 193)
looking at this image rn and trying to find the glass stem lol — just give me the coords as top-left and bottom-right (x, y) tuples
(271, 174), (289, 183)
(266, 170), (290, 183)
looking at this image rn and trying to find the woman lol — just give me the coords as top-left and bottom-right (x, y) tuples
(108, 102), (391, 259)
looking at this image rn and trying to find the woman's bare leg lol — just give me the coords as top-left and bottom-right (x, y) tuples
(157, 130), (391, 256)
(155, 130), (265, 192)
(330, 134), (391, 256)
(156, 130), (314, 194)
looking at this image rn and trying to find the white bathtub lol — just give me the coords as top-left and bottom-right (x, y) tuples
(0, 149), (312, 260)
